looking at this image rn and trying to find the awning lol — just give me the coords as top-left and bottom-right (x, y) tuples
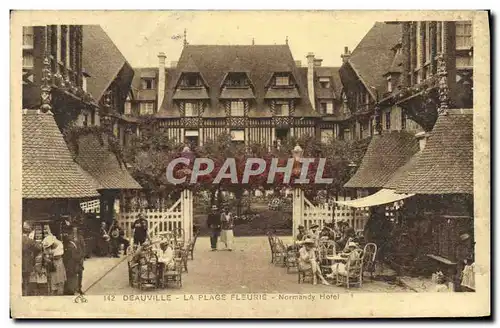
(334, 189), (414, 209)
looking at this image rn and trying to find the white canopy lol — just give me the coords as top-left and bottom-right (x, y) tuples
(334, 189), (415, 209)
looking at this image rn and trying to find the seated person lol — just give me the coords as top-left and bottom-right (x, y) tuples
(157, 241), (176, 276)
(336, 227), (356, 250)
(298, 239), (329, 285)
(326, 248), (363, 279)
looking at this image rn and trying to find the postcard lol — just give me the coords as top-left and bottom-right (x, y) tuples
(11, 10), (490, 318)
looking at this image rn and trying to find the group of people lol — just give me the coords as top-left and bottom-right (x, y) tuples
(295, 221), (363, 286)
(296, 220), (359, 250)
(22, 221), (86, 296)
(207, 205), (234, 251)
(96, 214), (150, 257)
(129, 237), (176, 285)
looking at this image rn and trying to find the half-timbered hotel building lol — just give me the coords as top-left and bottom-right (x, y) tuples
(22, 24), (141, 227)
(124, 42), (346, 148)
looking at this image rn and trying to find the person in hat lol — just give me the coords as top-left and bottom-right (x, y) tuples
(298, 238), (329, 285)
(133, 213), (149, 246)
(295, 225), (306, 243)
(207, 205), (221, 251)
(306, 224), (321, 245)
(42, 234), (66, 295)
(157, 240), (175, 282)
(62, 228), (83, 295)
(22, 222), (41, 296)
(220, 206), (235, 251)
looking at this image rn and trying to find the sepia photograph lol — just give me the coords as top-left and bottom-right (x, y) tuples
(11, 10), (490, 318)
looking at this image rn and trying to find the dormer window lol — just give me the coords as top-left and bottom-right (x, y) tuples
(275, 101), (289, 116)
(319, 77), (330, 88)
(181, 73), (202, 87)
(141, 78), (155, 90)
(387, 76), (392, 92)
(275, 75), (290, 86)
(226, 73), (248, 87)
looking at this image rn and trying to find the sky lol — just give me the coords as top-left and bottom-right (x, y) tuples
(99, 11), (376, 68)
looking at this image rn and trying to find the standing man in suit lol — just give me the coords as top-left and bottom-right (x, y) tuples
(207, 205), (221, 251)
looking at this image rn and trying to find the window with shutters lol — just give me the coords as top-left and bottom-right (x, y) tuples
(230, 101), (245, 116)
(456, 21), (472, 49)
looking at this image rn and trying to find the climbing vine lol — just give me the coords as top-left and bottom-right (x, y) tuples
(63, 123), (126, 168)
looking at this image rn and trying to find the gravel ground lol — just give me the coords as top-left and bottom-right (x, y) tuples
(86, 236), (409, 295)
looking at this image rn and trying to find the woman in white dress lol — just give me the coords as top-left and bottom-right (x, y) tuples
(220, 207), (234, 251)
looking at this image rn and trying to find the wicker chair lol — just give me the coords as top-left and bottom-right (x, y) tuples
(273, 238), (287, 267)
(163, 258), (183, 288)
(138, 253), (159, 290)
(319, 240), (336, 276)
(336, 249), (364, 289)
(267, 232), (276, 263)
(285, 244), (299, 273)
(362, 243), (378, 280)
(187, 232), (199, 260)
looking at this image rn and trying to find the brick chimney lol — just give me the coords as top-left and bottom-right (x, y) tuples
(341, 46), (351, 63)
(306, 52), (315, 111)
(158, 52), (166, 111)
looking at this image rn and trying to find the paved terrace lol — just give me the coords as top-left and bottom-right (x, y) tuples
(84, 236), (409, 295)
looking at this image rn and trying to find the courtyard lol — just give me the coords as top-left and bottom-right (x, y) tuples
(84, 236), (409, 295)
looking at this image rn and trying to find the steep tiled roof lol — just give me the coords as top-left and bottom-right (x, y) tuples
(264, 87), (301, 99)
(395, 111), (473, 194)
(220, 88), (255, 99)
(83, 26), (134, 104)
(22, 111), (99, 199)
(74, 134), (142, 190)
(344, 130), (420, 188)
(342, 22), (402, 98)
(384, 151), (421, 189)
(172, 88), (210, 100)
(158, 44), (316, 118)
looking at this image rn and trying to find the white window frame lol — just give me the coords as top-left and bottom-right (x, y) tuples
(124, 101), (132, 115)
(274, 101), (289, 116)
(22, 26), (34, 48)
(140, 102), (154, 115)
(184, 102), (198, 117)
(456, 21), (472, 50)
(141, 78), (155, 90)
(275, 75), (289, 86)
(230, 100), (245, 116)
(230, 130), (245, 142)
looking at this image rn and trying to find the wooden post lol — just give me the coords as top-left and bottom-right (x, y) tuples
(182, 189), (193, 241)
(292, 188), (303, 238)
